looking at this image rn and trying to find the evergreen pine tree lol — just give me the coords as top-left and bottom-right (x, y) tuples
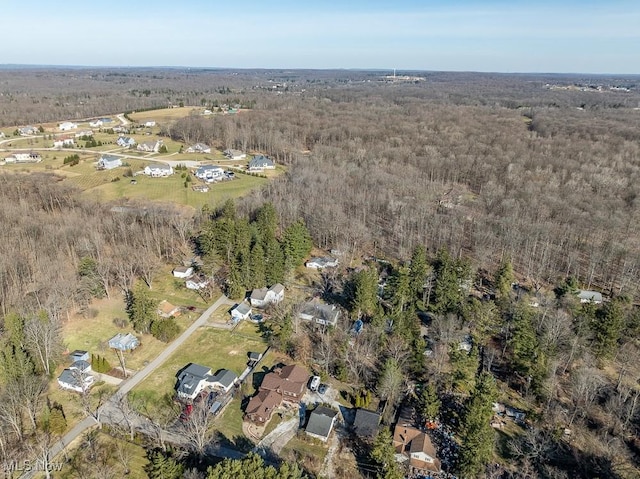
(457, 372), (497, 478)
(48, 406), (67, 435)
(409, 244), (429, 300)
(418, 382), (441, 422)
(249, 242), (266, 289)
(494, 258), (514, 300)
(351, 267), (379, 318)
(282, 219), (313, 271)
(509, 303), (539, 378)
(226, 262), (246, 300)
(146, 450), (184, 479)
(370, 428), (404, 479)
(264, 236), (285, 285)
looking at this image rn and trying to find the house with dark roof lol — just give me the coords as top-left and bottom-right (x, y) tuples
(58, 367), (94, 393)
(117, 136), (136, 148)
(392, 425), (441, 474)
(18, 126), (38, 136)
(194, 165), (224, 182)
(248, 155), (275, 171)
(250, 283), (284, 308)
(353, 408), (381, 438)
(306, 406), (338, 442)
(138, 140), (163, 153)
(298, 302), (340, 327)
(176, 363), (238, 400)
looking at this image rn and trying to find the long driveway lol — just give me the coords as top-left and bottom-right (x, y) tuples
(21, 294), (229, 478)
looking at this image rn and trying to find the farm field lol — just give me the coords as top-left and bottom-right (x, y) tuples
(129, 106), (205, 122)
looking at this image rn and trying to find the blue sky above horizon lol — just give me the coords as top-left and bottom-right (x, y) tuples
(3, 0), (639, 74)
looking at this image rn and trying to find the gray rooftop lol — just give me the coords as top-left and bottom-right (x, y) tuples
(306, 406), (338, 439)
(354, 408), (381, 438)
(233, 302), (252, 315)
(211, 369), (237, 388)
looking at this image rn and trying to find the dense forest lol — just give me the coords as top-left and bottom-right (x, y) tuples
(1, 68), (640, 478)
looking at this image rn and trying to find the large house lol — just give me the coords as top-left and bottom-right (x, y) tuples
(89, 119), (104, 128)
(393, 425), (441, 475)
(117, 136), (137, 148)
(53, 137), (75, 148)
(306, 406), (338, 442)
(144, 164), (173, 177)
(59, 121), (78, 131)
(298, 302), (340, 327)
(245, 364), (310, 423)
(172, 266), (194, 278)
(175, 363), (238, 400)
(223, 149), (246, 160)
(186, 143), (211, 154)
(138, 140), (163, 153)
(194, 165), (224, 182)
(57, 361), (94, 393)
(4, 152), (42, 164)
(248, 155), (275, 171)
(305, 257), (339, 269)
(97, 155), (122, 170)
(250, 283), (284, 308)
(186, 275), (210, 290)
(18, 126), (39, 136)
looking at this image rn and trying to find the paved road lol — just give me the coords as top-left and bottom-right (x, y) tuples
(21, 294), (229, 478)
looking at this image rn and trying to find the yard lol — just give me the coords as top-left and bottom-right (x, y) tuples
(129, 107), (205, 123)
(62, 294), (198, 373)
(131, 322), (267, 415)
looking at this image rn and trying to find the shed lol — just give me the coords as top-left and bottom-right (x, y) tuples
(108, 333), (140, 351)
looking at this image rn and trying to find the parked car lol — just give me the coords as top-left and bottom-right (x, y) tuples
(309, 375), (321, 391)
(318, 383), (328, 395)
(179, 404), (193, 422)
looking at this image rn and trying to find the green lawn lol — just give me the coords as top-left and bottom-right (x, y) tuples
(82, 171), (268, 210)
(132, 323), (267, 414)
(129, 106), (203, 122)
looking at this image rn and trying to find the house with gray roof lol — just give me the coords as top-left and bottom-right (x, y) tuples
(186, 143), (211, 154)
(577, 290), (603, 304)
(306, 406), (338, 442)
(299, 302), (340, 327)
(194, 164), (224, 181)
(223, 149), (246, 160)
(97, 154), (122, 170)
(108, 333), (139, 351)
(305, 257), (339, 269)
(18, 126), (39, 136)
(353, 408), (381, 438)
(248, 155), (275, 171)
(144, 163), (173, 177)
(58, 368), (94, 393)
(230, 302), (252, 323)
(250, 283), (285, 308)
(138, 139), (163, 153)
(117, 136), (136, 148)
(176, 363), (238, 400)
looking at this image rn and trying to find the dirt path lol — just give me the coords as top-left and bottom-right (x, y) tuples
(253, 417), (298, 455)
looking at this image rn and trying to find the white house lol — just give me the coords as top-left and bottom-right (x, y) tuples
(4, 152), (42, 164)
(117, 136), (137, 148)
(18, 126), (39, 136)
(75, 129), (94, 138)
(57, 367), (94, 393)
(305, 257), (339, 269)
(223, 149), (247, 160)
(144, 121), (156, 128)
(138, 140), (163, 153)
(0, 132), (5, 138)
(250, 283), (285, 308)
(172, 266), (194, 278)
(176, 364), (238, 400)
(89, 119), (103, 128)
(248, 155), (275, 171)
(194, 165), (224, 182)
(186, 143), (211, 154)
(59, 121), (78, 131)
(186, 275), (210, 290)
(53, 137), (74, 148)
(144, 164), (173, 177)
(230, 302), (252, 322)
(577, 290), (603, 304)
(97, 155), (122, 170)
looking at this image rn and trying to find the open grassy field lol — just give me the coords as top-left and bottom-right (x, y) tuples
(62, 293), (197, 373)
(132, 322), (267, 414)
(84, 171), (268, 210)
(129, 107), (204, 123)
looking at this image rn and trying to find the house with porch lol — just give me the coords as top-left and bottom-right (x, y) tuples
(175, 363), (238, 400)
(97, 155), (122, 170)
(298, 302), (340, 327)
(143, 163), (173, 177)
(117, 136), (137, 148)
(194, 165), (224, 182)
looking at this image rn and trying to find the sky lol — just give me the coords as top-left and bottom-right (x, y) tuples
(2, 0), (639, 74)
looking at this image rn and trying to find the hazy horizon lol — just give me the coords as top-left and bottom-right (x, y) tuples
(3, 0), (639, 74)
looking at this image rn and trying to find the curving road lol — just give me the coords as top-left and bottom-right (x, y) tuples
(20, 294), (230, 478)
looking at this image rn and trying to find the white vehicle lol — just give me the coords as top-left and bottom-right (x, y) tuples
(309, 375), (321, 392)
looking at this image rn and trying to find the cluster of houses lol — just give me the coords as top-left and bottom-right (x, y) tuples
(172, 266), (210, 291)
